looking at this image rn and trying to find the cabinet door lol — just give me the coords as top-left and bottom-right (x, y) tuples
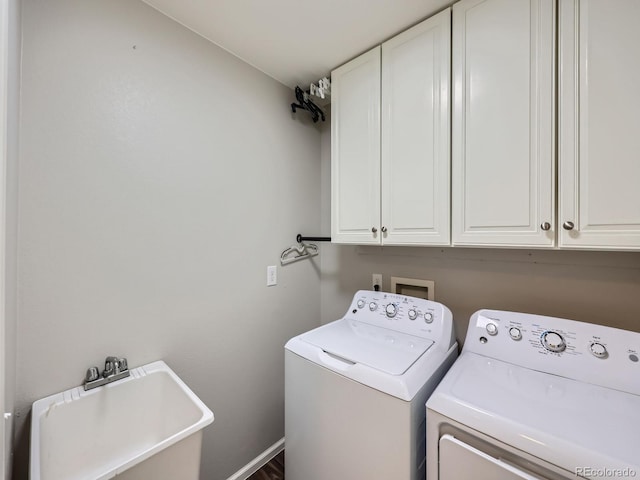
(452, 0), (555, 247)
(559, 0), (640, 250)
(331, 47), (381, 244)
(381, 9), (451, 246)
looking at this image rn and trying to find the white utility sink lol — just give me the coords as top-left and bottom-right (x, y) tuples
(30, 360), (214, 480)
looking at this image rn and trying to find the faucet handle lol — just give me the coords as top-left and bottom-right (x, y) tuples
(119, 358), (128, 371)
(104, 356), (119, 376)
(85, 366), (100, 383)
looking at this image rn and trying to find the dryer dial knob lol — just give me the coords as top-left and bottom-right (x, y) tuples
(357, 300), (365, 309)
(590, 342), (608, 358)
(424, 312), (434, 324)
(542, 331), (566, 353)
(369, 302), (378, 311)
(385, 304), (397, 318)
(408, 309), (418, 320)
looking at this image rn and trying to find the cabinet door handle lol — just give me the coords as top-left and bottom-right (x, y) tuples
(540, 222), (551, 231)
(381, 226), (387, 233)
(562, 221), (575, 231)
(371, 227), (378, 234)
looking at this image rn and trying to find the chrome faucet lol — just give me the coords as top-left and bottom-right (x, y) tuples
(84, 356), (130, 391)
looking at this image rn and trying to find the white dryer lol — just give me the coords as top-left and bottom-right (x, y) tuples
(285, 290), (457, 480)
(427, 309), (640, 480)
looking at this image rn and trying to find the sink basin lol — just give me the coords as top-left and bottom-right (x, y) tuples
(30, 360), (214, 480)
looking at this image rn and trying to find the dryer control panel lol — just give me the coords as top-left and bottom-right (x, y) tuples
(465, 309), (640, 396)
(345, 290), (454, 345)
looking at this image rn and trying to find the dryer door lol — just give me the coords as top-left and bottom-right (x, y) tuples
(439, 435), (546, 480)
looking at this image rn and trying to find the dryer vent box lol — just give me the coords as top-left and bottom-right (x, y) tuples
(391, 277), (435, 300)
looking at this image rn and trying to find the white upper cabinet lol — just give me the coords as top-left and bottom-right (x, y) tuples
(332, 9), (451, 245)
(559, 0), (640, 250)
(331, 46), (381, 245)
(451, 0), (555, 247)
(381, 9), (451, 245)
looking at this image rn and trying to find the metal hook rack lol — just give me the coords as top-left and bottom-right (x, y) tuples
(291, 86), (326, 123)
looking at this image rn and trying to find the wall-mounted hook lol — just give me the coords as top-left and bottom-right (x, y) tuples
(291, 86), (325, 123)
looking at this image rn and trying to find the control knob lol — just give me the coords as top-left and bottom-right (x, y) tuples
(509, 327), (522, 341)
(424, 312), (434, 324)
(369, 302), (378, 312)
(486, 323), (498, 336)
(385, 304), (398, 318)
(408, 309), (418, 321)
(357, 300), (365, 309)
(589, 342), (608, 359)
(541, 331), (566, 353)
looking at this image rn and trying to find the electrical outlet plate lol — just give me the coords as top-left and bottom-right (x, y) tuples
(372, 273), (382, 290)
(267, 266), (277, 286)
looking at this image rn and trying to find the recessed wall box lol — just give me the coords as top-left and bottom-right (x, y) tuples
(390, 277), (435, 300)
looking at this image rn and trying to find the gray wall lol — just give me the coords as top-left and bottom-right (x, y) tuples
(318, 122), (640, 340)
(15, 1), (321, 479)
(4, 0), (21, 476)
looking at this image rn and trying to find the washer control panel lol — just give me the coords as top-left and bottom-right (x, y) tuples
(466, 309), (640, 395)
(346, 290), (453, 342)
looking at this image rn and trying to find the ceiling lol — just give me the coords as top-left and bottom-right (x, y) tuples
(141, 0), (452, 90)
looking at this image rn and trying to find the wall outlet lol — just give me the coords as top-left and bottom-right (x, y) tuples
(267, 266), (277, 286)
(372, 273), (382, 291)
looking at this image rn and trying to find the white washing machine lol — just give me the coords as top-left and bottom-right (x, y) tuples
(285, 290), (457, 480)
(427, 309), (640, 480)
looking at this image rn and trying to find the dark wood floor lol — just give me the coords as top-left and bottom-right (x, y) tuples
(247, 450), (284, 480)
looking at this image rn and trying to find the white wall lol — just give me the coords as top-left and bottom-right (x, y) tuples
(4, 0), (20, 476)
(319, 122), (640, 341)
(14, 1), (322, 479)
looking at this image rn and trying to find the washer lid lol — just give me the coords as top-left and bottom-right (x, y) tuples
(427, 352), (640, 475)
(299, 318), (434, 375)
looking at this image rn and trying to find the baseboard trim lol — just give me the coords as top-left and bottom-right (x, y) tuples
(226, 437), (285, 480)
